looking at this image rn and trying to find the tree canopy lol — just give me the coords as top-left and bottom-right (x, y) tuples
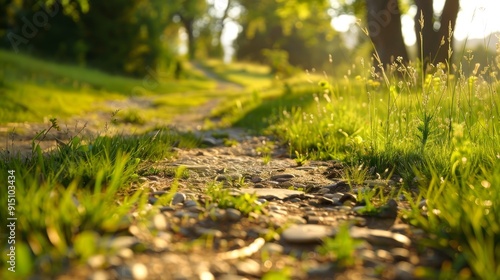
(0, 0), (463, 77)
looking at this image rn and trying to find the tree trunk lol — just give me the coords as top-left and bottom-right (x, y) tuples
(414, 0), (459, 66)
(181, 17), (195, 60)
(366, 0), (409, 67)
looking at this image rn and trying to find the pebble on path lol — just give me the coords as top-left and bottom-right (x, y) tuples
(281, 224), (336, 244)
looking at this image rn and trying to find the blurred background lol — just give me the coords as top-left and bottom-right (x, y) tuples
(1, 0), (498, 79)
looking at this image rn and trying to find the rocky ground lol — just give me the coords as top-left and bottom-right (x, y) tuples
(52, 127), (444, 280)
(2, 72), (447, 280)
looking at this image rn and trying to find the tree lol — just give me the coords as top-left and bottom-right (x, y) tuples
(365, 0), (408, 66)
(172, 0), (207, 60)
(235, 0), (342, 71)
(364, 0), (459, 68)
(413, 0), (459, 66)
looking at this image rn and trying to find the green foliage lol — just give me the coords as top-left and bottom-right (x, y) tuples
(317, 223), (363, 267)
(262, 269), (292, 280)
(236, 0), (348, 71)
(262, 48), (296, 78)
(0, 50), (215, 123)
(1, 0), (177, 77)
(404, 151), (500, 278)
(205, 183), (265, 216)
(114, 109), (146, 125)
(256, 140), (275, 164)
(225, 46), (499, 278)
(0, 123), (199, 277)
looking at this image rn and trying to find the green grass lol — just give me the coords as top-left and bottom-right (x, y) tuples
(1, 41), (499, 279)
(0, 123), (200, 278)
(0, 49), (216, 123)
(215, 52), (500, 278)
(199, 59), (274, 89)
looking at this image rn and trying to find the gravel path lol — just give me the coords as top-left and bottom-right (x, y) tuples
(2, 69), (446, 279)
(56, 130), (446, 280)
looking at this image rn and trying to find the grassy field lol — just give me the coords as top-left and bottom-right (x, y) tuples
(0, 50), (217, 123)
(216, 56), (500, 278)
(1, 48), (499, 279)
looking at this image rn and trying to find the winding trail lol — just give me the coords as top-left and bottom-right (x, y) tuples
(0, 63), (245, 156)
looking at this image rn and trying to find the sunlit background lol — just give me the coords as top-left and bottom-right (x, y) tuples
(210, 0), (500, 61)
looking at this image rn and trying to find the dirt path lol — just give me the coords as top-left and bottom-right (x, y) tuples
(0, 63), (242, 157)
(58, 129), (444, 280)
(3, 69), (446, 279)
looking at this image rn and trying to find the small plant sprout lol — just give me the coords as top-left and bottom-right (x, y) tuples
(256, 140), (275, 165)
(317, 223), (363, 267)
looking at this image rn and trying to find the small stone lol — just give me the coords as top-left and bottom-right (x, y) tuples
(295, 166), (317, 170)
(350, 227), (411, 247)
(335, 206), (353, 212)
(286, 215), (307, 224)
(323, 193), (338, 199)
(148, 196), (158, 204)
(184, 200), (198, 208)
(270, 174), (295, 181)
(187, 206), (205, 213)
(115, 266), (133, 279)
(172, 192), (187, 205)
(394, 262), (414, 280)
(107, 236), (138, 250)
(89, 270), (109, 280)
(226, 208), (242, 222)
(117, 248), (134, 259)
(153, 236), (169, 249)
(351, 217), (366, 227)
(210, 261), (231, 275)
(376, 249), (394, 262)
(332, 193), (344, 200)
(108, 255), (122, 267)
(271, 209), (288, 216)
(390, 223), (411, 235)
(153, 214), (168, 231)
(320, 196), (334, 204)
(257, 198), (267, 204)
(217, 275), (248, 280)
(236, 188), (304, 200)
(195, 227), (223, 238)
(202, 136), (218, 146)
(307, 263), (335, 278)
(235, 259), (261, 277)
(318, 187), (331, 194)
(378, 199), (398, 218)
(391, 248), (411, 262)
(339, 193), (357, 204)
(251, 176), (262, 183)
(87, 255), (106, 269)
(131, 263), (148, 280)
(418, 199), (427, 210)
(282, 224), (336, 244)
(199, 271), (215, 280)
(262, 243), (284, 254)
(307, 216), (321, 224)
(269, 205), (282, 211)
(147, 175), (161, 181)
(279, 181), (294, 187)
(159, 206), (175, 212)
